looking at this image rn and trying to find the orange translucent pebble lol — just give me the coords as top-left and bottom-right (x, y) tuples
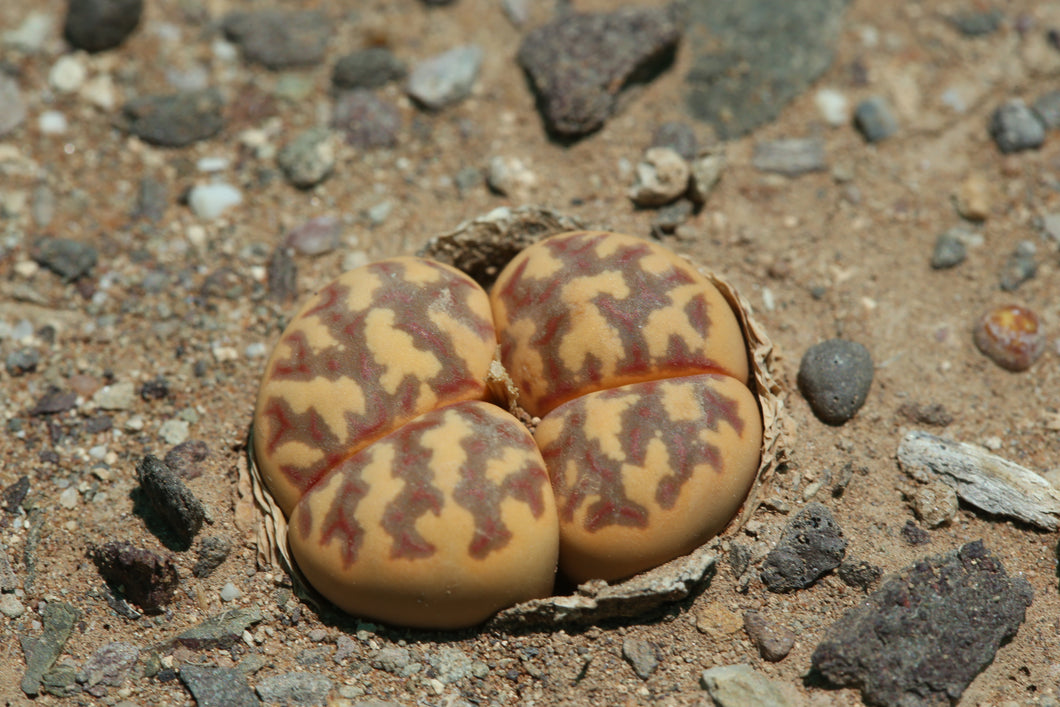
(534, 373), (762, 583)
(253, 257), (497, 514)
(490, 230), (749, 417)
(288, 401), (559, 629)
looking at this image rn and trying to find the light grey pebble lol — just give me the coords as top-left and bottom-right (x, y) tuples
(989, 99), (1045, 153)
(1033, 90), (1060, 130)
(701, 663), (791, 707)
(4, 12), (54, 52)
(931, 229), (966, 269)
(853, 96), (898, 142)
(454, 166), (482, 195)
(501, 0), (529, 26)
(752, 138), (826, 176)
(0, 593), (25, 618)
(743, 611), (795, 662)
(366, 201), (393, 226)
(333, 635), (356, 663)
(408, 45), (483, 110)
(189, 183), (242, 220)
(999, 240), (1037, 291)
(487, 155), (538, 199)
(31, 185), (55, 228)
(255, 671), (332, 706)
(427, 647), (472, 684)
(33, 236), (98, 281)
(797, 339), (873, 425)
(277, 129), (335, 189)
(652, 199), (694, 234)
(629, 147), (690, 206)
(93, 381), (136, 410)
(6, 347), (40, 376)
(688, 149), (725, 204)
(621, 638), (659, 679)
(219, 582), (241, 602)
(223, 10), (330, 70)
(308, 629), (328, 643)
(1040, 212), (1060, 247)
(285, 216), (342, 256)
(371, 647), (410, 675)
(159, 419), (190, 445)
(0, 74), (26, 138)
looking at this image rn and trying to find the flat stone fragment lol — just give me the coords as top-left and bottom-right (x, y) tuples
(20, 602), (81, 696)
(77, 641), (140, 689)
(685, 0), (848, 139)
(137, 454), (207, 545)
(64, 0), (142, 52)
(121, 89), (224, 147)
(332, 48), (407, 90)
(407, 45), (483, 110)
(255, 671), (333, 706)
(32, 237), (98, 281)
(811, 540), (1033, 707)
(517, 5), (682, 138)
(181, 665), (261, 707)
(223, 10), (330, 70)
(760, 502), (847, 592)
(171, 608), (264, 650)
(897, 430), (1060, 530)
(752, 138), (827, 176)
(622, 638), (659, 679)
(989, 99), (1045, 153)
(700, 663), (791, 707)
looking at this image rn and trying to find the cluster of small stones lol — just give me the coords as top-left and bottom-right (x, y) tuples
(253, 231), (762, 628)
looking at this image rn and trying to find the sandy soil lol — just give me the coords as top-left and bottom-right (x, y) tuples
(2, 0), (1060, 705)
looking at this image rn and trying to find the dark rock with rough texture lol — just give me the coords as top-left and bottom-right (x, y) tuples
(331, 90), (401, 148)
(743, 610), (795, 662)
(761, 502), (847, 593)
(181, 665), (261, 707)
(685, 0), (848, 139)
(837, 559), (882, 590)
(33, 237), (98, 280)
(517, 5), (682, 139)
(29, 387), (77, 416)
(812, 541), (1033, 707)
(122, 89), (224, 147)
(64, 0), (143, 52)
(989, 99), (1045, 153)
(222, 9), (330, 70)
(853, 96), (898, 142)
(164, 440), (210, 479)
(797, 339), (874, 425)
(900, 519), (931, 546)
(193, 535), (233, 578)
(89, 541), (179, 613)
(139, 376), (169, 401)
(137, 454), (206, 545)
(77, 641), (140, 690)
(20, 602), (80, 696)
(332, 48), (407, 90)
(172, 608), (264, 650)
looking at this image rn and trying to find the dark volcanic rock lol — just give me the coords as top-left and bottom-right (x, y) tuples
(812, 541), (1033, 707)
(332, 48), (407, 90)
(517, 5), (682, 139)
(761, 502), (847, 592)
(89, 541), (179, 613)
(121, 89), (225, 148)
(223, 9), (330, 70)
(64, 0), (143, 52)
(837, 558), (882, 590)
(193, 535), (233, 578)
(137, 454), (207, 545)
(685, 0), (848, 139)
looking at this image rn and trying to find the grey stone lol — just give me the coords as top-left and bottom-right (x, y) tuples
(332, 49), (406, 90)
(0, 73), (27, 137)
(133, 177), (168, 222)
(1032, 90), (1060, 130)
(255, 671), (332, 706)
(181, 665), (261, 707)
(371, 647), (411, 674)
(931, 229), (967, 269)
(77, 642), (140, 688)
(267, 247), (297, 303)
(223, 10), (330, 70)
(0, 593), (25, 618)
(742, 611), (794, 662)
(172, 608), (264, 650)
(427, 647), (472, 684)
(332, 90), (400, 148)
(652, 199), (694, 234)
(64, 0), (142, 52)
(989, 99), (1045, 153)
(407, 45), (483, 110)
(700, 663), (791, 707)
(797, 339), (874, 425)
(137, 454), (207, 546)
(760, 502), (847, 592)
(6, 347), (40, 376)
(31, 184), (55, 227)
(853, 96), (898, 142)
(20, 602), (80, 696)
(999, 240), (1037, 291)
(285, 216), (342, 256)
(122, 89), (224, 147)
(621, 638), (659, 679)
(32, 237), (98, 281)
(40, 662), (79, 697)
(651, 121), (698, 160)
(837, 558), (881, 590)
(193, 535), (233, 578)
(949, 9), (1004, 37)
(812, 541), (1033, 707)
(688, 150), (725, 204)
(751, 138), (826, 176)
(685, 0), (848, 139)
(518, 6), (681, 138)
(278, 129), (335, 189)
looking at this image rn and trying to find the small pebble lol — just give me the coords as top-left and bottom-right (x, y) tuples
(815, 88), (849, 126)
(159, 419), (190, 445)
(332, 48), (406, 90)
(33, 237), (98, 281)
(931, 229), (967, 269)
(0, 74), (27, 137)
(912, 481), (959, 528)
(950, 9), (1004, 37)
(743, 610), (796, 662)
(4, 12), (53, 52)
(38, 111), (68, 135)
(284, 216), (341, 256)
(365, 201), (392, 226)
(121, 89), (225, 148)
(92, 380), (136, 410)
(972, 304), (1045, 372)
(222, 9), (330, 70)
(49, 55), (88, 93)
(621, 638), (659, 679)
(797, 339), (874, 425)
(837, 559), (881, 590)
(90, 541), (179, 612)
(853, 96), (898, 142)
(752, 137), (827, 176)
(137, 454), (205, 544)
(64, 0), (143, 52)
(628, 146), (690, 206)
(761, 502), (847, 592)
(487, 155), (538, 199)
(59, 487), (79, 509)
(6, 348), (40, 376)
(331, 90), (400, 148)
(652, 199), (694, 234)
(900, 519), (931, 545)
(955, 173), (991, 222)
(999, 241), (1037, 291)
(188, 183), (242, 220)
(688, 149), (725, 204)
(193, 535), (232, 578)
(220, 582), (241, 602)
(277, 129), (336, 189)
(989, 99), (1045, 153)
(0, 594), (25, 618)
(256, 672), (333, 706)
(407, 44), (483, 110)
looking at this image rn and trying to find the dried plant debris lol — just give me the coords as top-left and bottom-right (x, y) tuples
(812, 541), (1032, 706)
(898, 430), (1060, 531)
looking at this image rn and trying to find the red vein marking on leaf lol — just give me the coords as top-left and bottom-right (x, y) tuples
(381, 416), (446, 560)
(316, 473), (371, 568)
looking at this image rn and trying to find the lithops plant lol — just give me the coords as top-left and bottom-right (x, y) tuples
(253, 256), (559, 628)
(490, 231), (762, 583)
